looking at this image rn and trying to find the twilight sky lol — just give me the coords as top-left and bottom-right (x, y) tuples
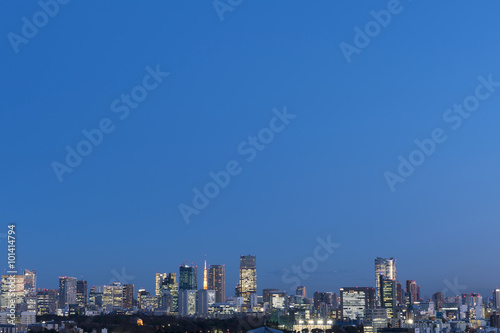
(1, 1), (500, 299)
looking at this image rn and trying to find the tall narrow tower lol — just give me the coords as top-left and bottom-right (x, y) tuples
(203, 256), (208, 290)
(374, 257), (396, 306)
(237, 255), (257, 308)
(208, 265), (225, 303)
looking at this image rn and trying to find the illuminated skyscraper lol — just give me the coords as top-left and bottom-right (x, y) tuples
(156, 273), (167, 297)
(208, 265), (225, 303)
(197, 289), (216, 316)
(141, 295), (159, 310)
(494, 289), (500, 311)
(137, 289), (149, 309)
(0, 274), (25, 309)
(406, 280), (417, 304)
(396, 281), (402, 305)
(374, 257), (396, 305)
(76, 280), (88, 308)
(103, 283), (123, 312)
(364, 308), (388, 333)
(313, 291), (334, 311)
(123, 284), (134, 309)
(179, 264), (197, 290)
(270, 291), (287, 310)
(24, 270), (36, 296)
(178, 290), (197, 316)
(380, 277), (396, 318)
(296, 286), (306, 298)
(58, 276), (77, 309)
(470, 293), (482, 307)
(432, 291), (444, 310)
(36, 289), (57, 315)
(236, 255), (257, 307)
(160, 273), (178, 313)
(89, 285), (104, 308)
(340, 287), (376, 321)
(263, 289), (279, 304)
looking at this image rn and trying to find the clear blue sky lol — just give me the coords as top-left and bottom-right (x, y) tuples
(2, 1), (500, 299)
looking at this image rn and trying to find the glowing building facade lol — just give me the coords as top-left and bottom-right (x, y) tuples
(236, 255), (256, 308)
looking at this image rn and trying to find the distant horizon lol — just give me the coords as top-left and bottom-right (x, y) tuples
(9, 257), (498, 301)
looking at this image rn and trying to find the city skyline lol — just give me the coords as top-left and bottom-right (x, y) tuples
(8, 254), (499, 301)
(3, 256), (500, 331)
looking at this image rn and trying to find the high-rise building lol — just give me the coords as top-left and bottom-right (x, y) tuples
(332, 292), (339, 309)
(263, 289), (280, 304)
(76, 280), (88, 308)
(25, 295), (37, 312)
(461, 293), (470, 306)
(197, 289), (216, 316)
(89, 285), (104, 308)
(137, 289), (150, 309)
(23, 270), (36, 296)
(364, 308), (388, 333)
(396, 281), (403, 306)
(103, 283), (123, 312)
(375, 258), (396, 306)
(123, 284), (134, 309)
(156, 273), (167, 297)
(197, 257), (217, 316)
(406, 280), (417, 304)
(236, 255), (257, 307)
(491, 312), (500, 328)
(269, 291), (288, 310)
(178, 290), (197, 316)
(161, 273), (178, 313)
(36, 289), (57, 315)
(432, 292), (444, 310)
(470, 293), (482, 307)
(296, 286), (306, 298)
(0, 274), (25, 309)
(208, 265), (225, 303)
(404, 292), (411, 307)
(313, 292), (334, 310)
(340, 287), (376, 321)
(179, 264), (197, 290)
(380, 277), (396, 318)
(140, 295), (159, 311)
(494, 289), (500, 310)
(58, 276), (77, 309)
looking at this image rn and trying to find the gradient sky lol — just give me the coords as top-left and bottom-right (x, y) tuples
(2, 1), (500, 299)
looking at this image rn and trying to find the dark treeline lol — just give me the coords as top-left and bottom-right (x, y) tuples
(33, 315), (363, 333)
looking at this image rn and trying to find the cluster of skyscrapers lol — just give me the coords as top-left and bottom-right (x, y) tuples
(0, 255), (257, 319)
(2, 256), (500, 333)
